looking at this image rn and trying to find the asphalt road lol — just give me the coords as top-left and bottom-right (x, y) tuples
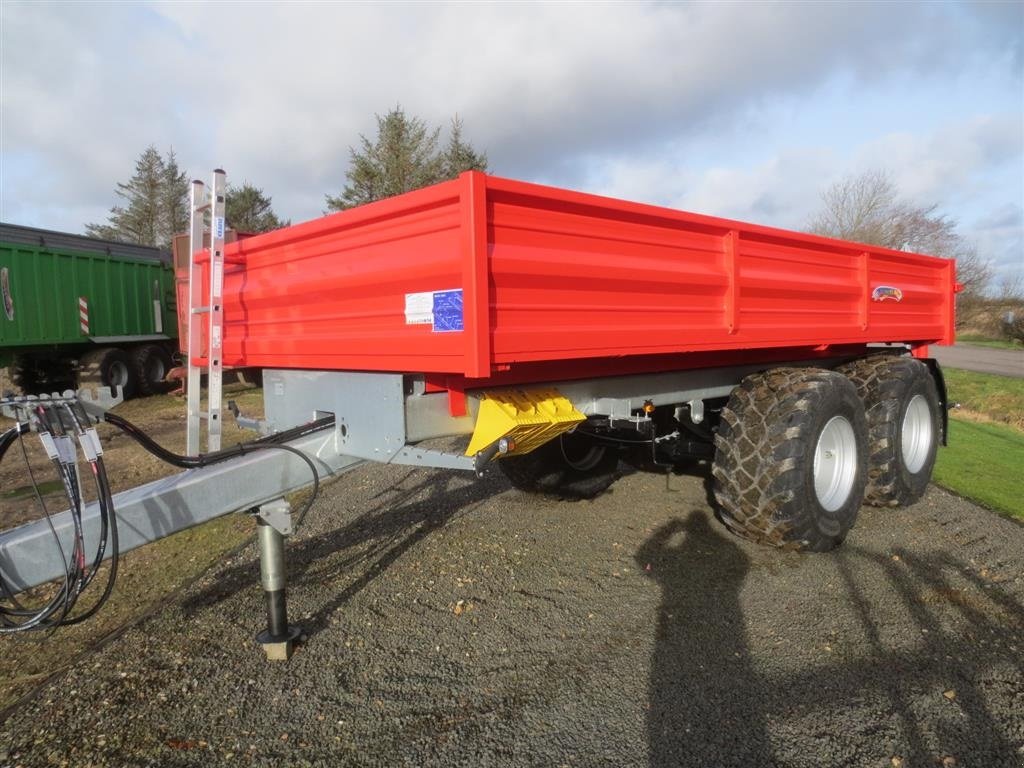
(931, 344), (1024, 378)
(1, 461), (1022, 768)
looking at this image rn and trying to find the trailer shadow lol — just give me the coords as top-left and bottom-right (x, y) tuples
(181, 468), (503, 637)
(636, 508), (1023, 767)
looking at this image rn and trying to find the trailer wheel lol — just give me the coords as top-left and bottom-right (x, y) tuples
(498, 431), (620, 500)
(132, 344), (172, 396)
(9, 354), (74, 395)
(836, 355), (940, 507)
(78, 347), (137, 399)
(712, 368), (868, 552)
(10, 354), (40, 394)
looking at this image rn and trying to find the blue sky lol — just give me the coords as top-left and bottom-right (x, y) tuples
(1, 1), (1021, 285)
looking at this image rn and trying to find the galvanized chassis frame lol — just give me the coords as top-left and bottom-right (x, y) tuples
(0, 360), (841, 593)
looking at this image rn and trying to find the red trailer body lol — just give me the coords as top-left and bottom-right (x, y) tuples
(0, 173), (963, 627)
(191, 172), (956, 384)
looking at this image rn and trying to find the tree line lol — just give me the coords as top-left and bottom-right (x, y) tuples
(88, 107), (486, 250)
(88, 109), (1002, 324)
(86, 147), (290, 249)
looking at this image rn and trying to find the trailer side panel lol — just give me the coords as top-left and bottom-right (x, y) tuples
(209, 173), (955, 379)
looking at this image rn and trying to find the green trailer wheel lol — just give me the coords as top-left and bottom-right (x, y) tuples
(79, 347), (137, 399)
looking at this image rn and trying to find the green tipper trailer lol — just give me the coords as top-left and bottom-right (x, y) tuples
(0, 223), (178, 398)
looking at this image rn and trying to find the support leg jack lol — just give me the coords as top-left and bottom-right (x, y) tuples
(255, 505), (301, 661)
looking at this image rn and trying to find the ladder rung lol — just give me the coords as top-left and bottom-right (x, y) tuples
(197, 411), (221, 420)
(194, 203), (212, 213)
(192, 306), (210, 314)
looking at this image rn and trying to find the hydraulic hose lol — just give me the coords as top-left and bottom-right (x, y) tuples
(0, 407), (332, 633)
(0, 400), (118, 633)
(101, 413), (334, 468)
(102, 412), (330, 526)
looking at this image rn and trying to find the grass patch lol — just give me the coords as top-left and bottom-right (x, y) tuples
(0, 479), (63, 500)
(0, 512), (253, 713)
(0, 384), (266, 713)
(935, 419), (1024, 519)
(956, 333), (1022, 350)
(943, 368), (1024, 429)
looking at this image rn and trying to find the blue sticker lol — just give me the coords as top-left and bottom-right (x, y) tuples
(432, 289), (464, 332)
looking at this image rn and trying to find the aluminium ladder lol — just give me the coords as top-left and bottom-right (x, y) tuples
(186, 169), (227, 454)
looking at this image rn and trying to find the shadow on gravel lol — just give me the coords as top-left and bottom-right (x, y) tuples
(828, 544), (1023, 765)
(182, 469), (500, 637)
(637, 511), (772, 768)
(636, 511), (1023, 767)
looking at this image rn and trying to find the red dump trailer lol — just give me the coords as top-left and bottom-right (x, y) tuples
(187, 171), (956, 553)
(0, 171), (958, 653)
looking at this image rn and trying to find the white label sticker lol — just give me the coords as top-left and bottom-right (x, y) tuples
(212, 262), (224, 296)
(405, 291), (434, 325)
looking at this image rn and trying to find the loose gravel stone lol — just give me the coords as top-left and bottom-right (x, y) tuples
(1, 465), (1022, 767)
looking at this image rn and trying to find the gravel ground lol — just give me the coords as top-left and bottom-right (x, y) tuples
(0, 462), (1022, 768)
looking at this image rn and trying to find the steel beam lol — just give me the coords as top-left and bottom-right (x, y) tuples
(0, 430), (362, 592)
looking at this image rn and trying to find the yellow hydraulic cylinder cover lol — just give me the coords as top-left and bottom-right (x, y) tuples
(464, 389), (586, 457)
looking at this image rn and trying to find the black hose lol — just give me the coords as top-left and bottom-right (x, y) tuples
(102, 412), (328, 527)
(0, 400), (120, 633)
(0, 422), (29, 461)
(1, 406), (330, 633)
(101, 412), (334, 468)
(58, 401), (118, 626)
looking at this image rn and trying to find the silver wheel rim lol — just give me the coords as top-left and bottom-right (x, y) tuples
(146, 356), (166, 383)
(813, 415), (858, 512)
(901, 394), (932, 474)
(108, 360), (128, 387)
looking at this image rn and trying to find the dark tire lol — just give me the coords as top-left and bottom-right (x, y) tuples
(36, 357), (76, 394)
(78, 347), (137, 399)
(712, 368), (868, 552)
(10, 354), (74, 394)
(132, 344), (172, 396)
(10, 353), (40, 394)
(836, 355), (940, 507)
(498, 431), (620, 500)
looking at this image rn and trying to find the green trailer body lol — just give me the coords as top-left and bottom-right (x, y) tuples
(0, 224), (177, 396)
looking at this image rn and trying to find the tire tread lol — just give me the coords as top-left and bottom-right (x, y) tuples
(712, 367), (866, 552)
(837, 354), (938, 506)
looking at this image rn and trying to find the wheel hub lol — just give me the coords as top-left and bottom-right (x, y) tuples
(559, 434), (605, 471)
(901, 394), (933, 474)
(108, 360), (129, 387)
(813, 415), (858, 512)
(146, 356), (166, 383)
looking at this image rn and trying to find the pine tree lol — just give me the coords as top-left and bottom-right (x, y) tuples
(160, 149), (189, 247)
(326, 108), (488, 211)
(86, 146), (189, 250)
(441, 116), (488, 178)
(226, 182), (289, 233)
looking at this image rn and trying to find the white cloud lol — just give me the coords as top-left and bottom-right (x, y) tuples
(852, 114), (1023, 207)
(584, 112), (1022, 280)
(0, 0), (1019, 290)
